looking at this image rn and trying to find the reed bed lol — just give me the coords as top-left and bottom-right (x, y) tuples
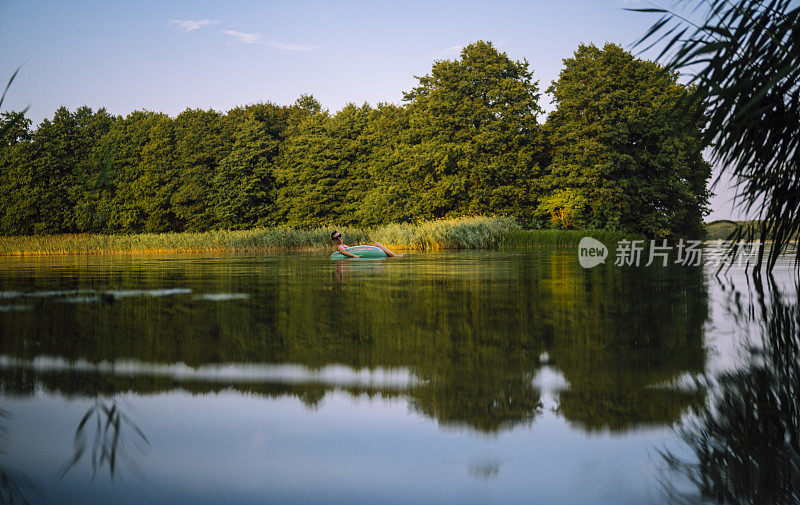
(500, 229), (645, 248)
(0, 216), (642, 256)
(0, 227), (367, 256)
(372, 216), (519, 250)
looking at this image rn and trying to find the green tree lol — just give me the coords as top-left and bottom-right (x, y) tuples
(402, 40), (545, 223)
(354, 104), (414, 225)
(214, 102), (294, 228)
(171, 108), (226, 231)
(106, 111), (177, 233)
(0, 112), (33, 234)
(0, 42), (716, 236)
(214, 113), (281, 228)
(0, 111), (31, 146)
(540, 43), (711, 238)
(276, 102), (372, 227)
(69, 108), (116, 232)
(5, 106), (109, 234)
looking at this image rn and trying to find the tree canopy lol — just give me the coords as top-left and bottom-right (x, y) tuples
(402, 41), (546, 221)
(0, 41), (711, 238)
(540, 43), (711, 238)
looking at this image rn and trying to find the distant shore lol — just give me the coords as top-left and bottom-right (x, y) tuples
(0, 216), (644, 256)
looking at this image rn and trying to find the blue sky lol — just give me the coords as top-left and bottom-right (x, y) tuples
(0, 0), (745, 220)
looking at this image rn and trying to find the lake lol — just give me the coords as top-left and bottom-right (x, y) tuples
(0, 248), (797, 504)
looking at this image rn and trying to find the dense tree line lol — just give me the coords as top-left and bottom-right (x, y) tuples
(0, 42), (711, 237)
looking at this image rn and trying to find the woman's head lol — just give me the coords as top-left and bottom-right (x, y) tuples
(331, 231), (342, 243)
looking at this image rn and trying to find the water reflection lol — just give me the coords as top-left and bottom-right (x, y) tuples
(0, 251), (708, 435)
(467, 458), (503, 482)
(58, 398), (149, 481)
(662, 277), (800, 505)
(0, 407), (38, 505)
(0, 251), (722, 504)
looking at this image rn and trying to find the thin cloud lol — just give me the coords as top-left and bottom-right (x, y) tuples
(221, 30), (316, 51)
(265, 40), (316, 51)
(222, 30), (263, 44)
(431, 44), (464, 60)
(171, 19), (220, 32)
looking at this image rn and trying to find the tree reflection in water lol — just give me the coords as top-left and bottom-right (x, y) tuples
(662, 278), (800, 505)
(58, 398), (149, 481)
(0, 251), (710, 435)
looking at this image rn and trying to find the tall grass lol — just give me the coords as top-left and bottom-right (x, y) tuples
(372, 216), (519, 249)
(0, 227), (366, 256)
(500, 229), (645, 248)
(0, 216), (643, 256)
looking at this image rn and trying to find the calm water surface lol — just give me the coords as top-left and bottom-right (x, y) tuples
(0, 249), (796, 504)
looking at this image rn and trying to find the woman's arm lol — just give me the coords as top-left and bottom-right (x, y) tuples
(338, 244), (361, 258)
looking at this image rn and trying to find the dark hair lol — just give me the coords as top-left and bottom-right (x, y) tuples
(331, 231), (341, 240)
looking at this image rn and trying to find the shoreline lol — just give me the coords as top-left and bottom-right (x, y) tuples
(0, 217), (644, 257)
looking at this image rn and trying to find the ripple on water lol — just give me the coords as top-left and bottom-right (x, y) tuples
(0, 305), (32, 312)
(193, 293), (250, 301)
(0, 288), (252, 305)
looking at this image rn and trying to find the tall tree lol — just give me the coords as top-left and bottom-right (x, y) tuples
(402, 40), (545, 223)
(107, 111), (177, 233)
(171, 109), (226, 231)
(540, 43), (711, 238)
(70, 108), (116, 233)
(276, 103), (372, 227)
(0, 112), (33, 234)
(8, 107), (108, 234)
(354, 104), (414, 226)
(214, 113), (281, 228)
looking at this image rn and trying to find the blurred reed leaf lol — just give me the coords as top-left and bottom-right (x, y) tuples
(58, 398), (149, 481)
(0, 68), (29, 142)
(631, 0), (800, 272)
(659, 278), (800, 504)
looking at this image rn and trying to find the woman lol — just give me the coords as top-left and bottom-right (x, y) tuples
(330, 231), (406, 258)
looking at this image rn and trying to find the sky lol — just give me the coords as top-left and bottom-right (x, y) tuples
(0, 0), (748, 220)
